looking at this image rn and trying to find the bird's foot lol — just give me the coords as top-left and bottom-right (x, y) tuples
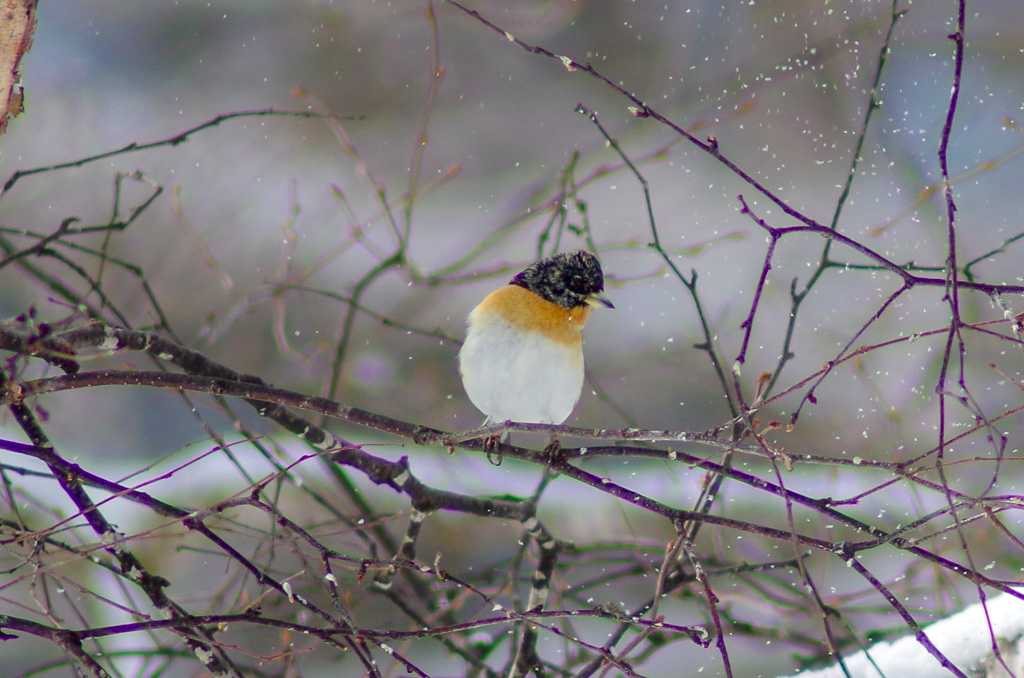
(543, 437), (563, 467)
(483, 434), (503, 466)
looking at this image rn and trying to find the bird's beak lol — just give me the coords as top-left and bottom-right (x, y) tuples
(584, 293), (615, 309)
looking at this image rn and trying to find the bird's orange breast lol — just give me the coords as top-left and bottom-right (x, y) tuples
(471, 285), (590, 346)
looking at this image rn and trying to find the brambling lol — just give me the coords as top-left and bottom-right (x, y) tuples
(458, 250), (613, 444)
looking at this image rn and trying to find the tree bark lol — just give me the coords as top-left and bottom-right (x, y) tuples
(0, 0), (38, 134)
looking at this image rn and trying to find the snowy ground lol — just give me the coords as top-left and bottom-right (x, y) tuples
(786, 590), (1024, 678)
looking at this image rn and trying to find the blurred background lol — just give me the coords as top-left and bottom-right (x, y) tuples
(2, 0), (1024, 675)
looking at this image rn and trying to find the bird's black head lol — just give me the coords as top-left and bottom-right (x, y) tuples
(510, 250), (610, 309)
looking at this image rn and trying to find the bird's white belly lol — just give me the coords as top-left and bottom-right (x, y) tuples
(459, 320), (584, 424)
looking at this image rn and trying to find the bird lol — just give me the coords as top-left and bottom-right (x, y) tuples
(458, 250), (613, 455)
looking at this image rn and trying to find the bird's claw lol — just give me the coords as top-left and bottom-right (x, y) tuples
(543, 437), (563, 466)
(484, 434), (503, 466)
